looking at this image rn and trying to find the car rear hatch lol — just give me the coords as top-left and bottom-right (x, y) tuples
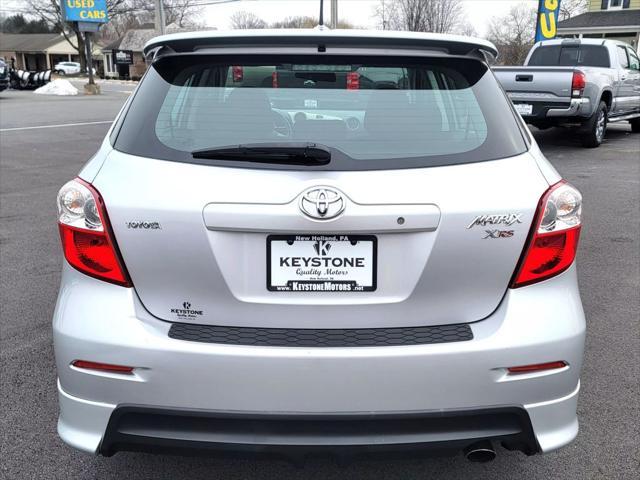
(92, 47), (547, 329)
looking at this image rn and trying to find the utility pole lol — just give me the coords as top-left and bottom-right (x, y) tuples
(155, 0), (166, 34)
(331, 0), (338, 28)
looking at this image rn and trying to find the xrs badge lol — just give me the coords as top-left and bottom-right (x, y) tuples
(483, 230), (514, 239)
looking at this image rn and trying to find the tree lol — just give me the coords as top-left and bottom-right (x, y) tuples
(373, 0), (464, 33)
(487, 4), (537, 65)
(230, 11), (267, 29)
(0, 14), (56, 33)
(270, 16), (355, 29)
(26, 0), (129, 71)
(559, 0), (588, 20)
(98, 0), (203, 40)
(164, 0), (204, 28)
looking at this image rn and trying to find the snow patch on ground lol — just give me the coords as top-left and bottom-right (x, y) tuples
(34, 79), (78, 96)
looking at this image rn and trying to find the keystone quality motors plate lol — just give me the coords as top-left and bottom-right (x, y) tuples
(267, 234), (377, 292)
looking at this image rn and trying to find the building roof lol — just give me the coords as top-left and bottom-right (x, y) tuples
(118, 29), (158, 52)
(102, 36), (123, 52)
(104, 25), (208, 53)
(0, 33), (64, 52)
(558, 10), (640, 29)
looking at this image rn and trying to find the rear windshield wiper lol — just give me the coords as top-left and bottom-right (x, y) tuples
(192, 142), (331, 166)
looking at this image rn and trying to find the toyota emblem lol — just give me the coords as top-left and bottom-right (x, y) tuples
(299, 187), (345, 220)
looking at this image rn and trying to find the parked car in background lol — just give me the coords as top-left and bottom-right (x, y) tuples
(0, 58), (9, 92)
(54, 61), (81, 75)
(53, 30), (585, 463)
(494, 38), (640, 147)
(54, 61), (96, 76)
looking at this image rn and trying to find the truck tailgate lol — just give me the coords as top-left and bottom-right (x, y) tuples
(493, 67), (575, 99)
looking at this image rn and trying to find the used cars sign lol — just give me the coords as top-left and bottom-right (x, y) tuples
(61, 0), (109, 23)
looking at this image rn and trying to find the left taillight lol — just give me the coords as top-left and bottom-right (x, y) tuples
(511, 181), (582, 288)
(57, 178), (131, 287)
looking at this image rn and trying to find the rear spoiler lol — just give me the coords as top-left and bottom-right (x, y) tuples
(143, 29), (498, 64)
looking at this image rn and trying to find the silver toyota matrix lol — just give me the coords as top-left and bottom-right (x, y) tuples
(53, 30), (585, 463)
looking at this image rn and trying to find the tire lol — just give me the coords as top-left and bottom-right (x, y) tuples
(630, 118), (640, 133)
(580, 101), (607, 148)
(57, 70), (65, 76)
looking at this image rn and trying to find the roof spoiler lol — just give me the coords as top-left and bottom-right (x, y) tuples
(143, 30), (498, 63)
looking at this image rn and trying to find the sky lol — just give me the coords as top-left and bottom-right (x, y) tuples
(201, 0), (540, 36)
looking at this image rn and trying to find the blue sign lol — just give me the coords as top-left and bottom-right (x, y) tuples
(61, 0), (109, 23)
(535, 0), (562, 42)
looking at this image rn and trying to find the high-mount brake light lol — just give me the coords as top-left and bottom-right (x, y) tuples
(571, 71), (586, 97)
(511, 181), (582, 288)
(57, 178), (131, 287)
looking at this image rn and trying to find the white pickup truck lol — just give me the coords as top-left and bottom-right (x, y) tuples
(494, 38), (640, 147)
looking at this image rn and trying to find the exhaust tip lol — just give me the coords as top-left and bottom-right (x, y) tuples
(464, 440), (496, 463)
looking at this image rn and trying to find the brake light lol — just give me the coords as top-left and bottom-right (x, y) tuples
(57, 178), (131, 287)
(571, 71), (585, 97)
(272, 71), (279, 89)
(346, 72), (359, 90)
(232, 66), (243, 82)
(511, 181), (582, 288)
(72, 360), (134, 374)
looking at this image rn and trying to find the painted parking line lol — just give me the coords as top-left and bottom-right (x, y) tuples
(0, 120), (113, 132)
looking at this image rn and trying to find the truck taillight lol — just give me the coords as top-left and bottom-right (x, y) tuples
(57, 178), (131, 287)
(571, 71), (585, 97)
(511, 181), (582, 288)
(232, 66), (243, 82)
(272, 71), (279, 88)
(347, 72), (359, 90)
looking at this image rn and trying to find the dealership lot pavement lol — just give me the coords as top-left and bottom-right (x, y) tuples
(1, 89), (638, 479)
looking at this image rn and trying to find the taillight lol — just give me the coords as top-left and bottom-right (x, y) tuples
(57, 178), (131, 287)
(232, 65), (243, 82)
(346, 72), (359, 90)
(511, 181), (582, 288)
(272, 71), (279, 89)
(571, 71), (585, 97)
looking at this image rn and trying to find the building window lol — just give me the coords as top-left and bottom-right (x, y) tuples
(608, 0), (623, 9)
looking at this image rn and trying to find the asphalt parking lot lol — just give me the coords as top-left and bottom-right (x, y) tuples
(1, 87), (638, 479)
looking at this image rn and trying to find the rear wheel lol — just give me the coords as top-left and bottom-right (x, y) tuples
(580, 101), (607, 148)
(630, 118), (640, 133)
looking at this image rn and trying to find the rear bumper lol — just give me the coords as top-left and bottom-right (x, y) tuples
(511, 97), (592, 120)
(53, 263), (585, 456)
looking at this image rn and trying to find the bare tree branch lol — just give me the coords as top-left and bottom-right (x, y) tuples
(230, 10), (267, 29)
(373, 0), (464, 33)
(487, 4), (537, 65)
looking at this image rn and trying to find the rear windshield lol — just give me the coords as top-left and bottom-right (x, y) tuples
(528, 45), (610, 68)
(113, 54), (527, 170)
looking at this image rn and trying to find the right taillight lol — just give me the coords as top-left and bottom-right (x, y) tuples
(57, 178), (131, 287)
(571, 71), (585, 97)
(511, 181), (582, 288)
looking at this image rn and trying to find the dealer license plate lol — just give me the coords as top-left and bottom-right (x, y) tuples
(267, 234), (377, 292)
(514, 103), (533, 116)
